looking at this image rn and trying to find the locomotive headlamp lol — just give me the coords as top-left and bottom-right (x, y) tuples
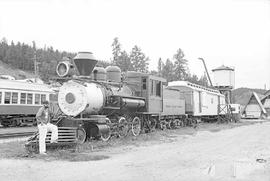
(56, 61), (74, 77)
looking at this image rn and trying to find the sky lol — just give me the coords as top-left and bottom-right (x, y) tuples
(0, 0), (269, 89)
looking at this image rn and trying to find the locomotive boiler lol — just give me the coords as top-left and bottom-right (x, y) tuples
(56, 52), (146, 142)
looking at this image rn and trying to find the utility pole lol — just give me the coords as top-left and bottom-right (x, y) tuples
(32, 41), (40, 83)
(198, 57), (213, 87)
(32, 51), (40, 83)
(34, 51), (37, 81)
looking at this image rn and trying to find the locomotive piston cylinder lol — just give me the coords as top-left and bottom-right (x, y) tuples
(121, 98), (145, 108)
(96, 124), (110, 136)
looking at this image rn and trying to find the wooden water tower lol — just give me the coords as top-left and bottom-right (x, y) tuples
(212, 65), (235, 104)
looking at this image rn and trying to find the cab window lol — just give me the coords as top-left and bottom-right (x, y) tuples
(156, 81), (161, 97)
(142, 78), (147, 90)
(150, 80), (154, 95)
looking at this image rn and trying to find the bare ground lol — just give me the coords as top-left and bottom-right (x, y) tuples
(0, 120), (270, 181)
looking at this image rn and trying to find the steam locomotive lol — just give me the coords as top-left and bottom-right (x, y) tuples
(54, 52), (226, 143)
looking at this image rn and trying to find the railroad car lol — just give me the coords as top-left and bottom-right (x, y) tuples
(0, 79), (55, 127)
(168, 81), (226, 121)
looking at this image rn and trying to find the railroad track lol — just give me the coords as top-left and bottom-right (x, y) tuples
(0, 131), (35, 139)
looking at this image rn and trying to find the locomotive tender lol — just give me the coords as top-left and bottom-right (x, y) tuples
(55, 52), (226, 143)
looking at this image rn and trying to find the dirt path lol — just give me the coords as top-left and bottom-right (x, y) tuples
(1, 122), (270, 181)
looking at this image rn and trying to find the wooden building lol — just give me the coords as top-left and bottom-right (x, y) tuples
(242, 92), (267, 119)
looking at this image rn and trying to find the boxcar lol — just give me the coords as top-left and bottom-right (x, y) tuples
(168, 81), (226, 118)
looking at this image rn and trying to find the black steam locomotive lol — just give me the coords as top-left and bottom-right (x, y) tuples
(54, 52), (190, 143)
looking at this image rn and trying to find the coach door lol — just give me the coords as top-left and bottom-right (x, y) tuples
(198, 91), (202, 113)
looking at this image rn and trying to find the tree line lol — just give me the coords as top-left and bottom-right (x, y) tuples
(0, 37), (208, 86)
(111, 37), (209, 86)
(0, 38), (75, 80)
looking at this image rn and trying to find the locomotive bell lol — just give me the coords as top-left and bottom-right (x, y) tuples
(73, 52), (98, 76)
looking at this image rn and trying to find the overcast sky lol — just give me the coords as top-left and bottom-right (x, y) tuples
(0, 0), (269, 89)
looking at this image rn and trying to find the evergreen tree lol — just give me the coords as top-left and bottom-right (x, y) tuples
(157, 57), (164, 77)
(198, 73), (209, 87)
(111, 37), (131, 71)
(173, 48), (188, 80)
(119, 50), (132, 71)
(96, 60), (111, 67)
(186, 74), (200, 84)
(129, 45), (149, 73)
(162, 58), (174, 81)
(0, 38), (8, 62)
(111, 37), (121, 65)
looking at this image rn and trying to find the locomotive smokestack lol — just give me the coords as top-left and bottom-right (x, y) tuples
(73, 52), (98, 76)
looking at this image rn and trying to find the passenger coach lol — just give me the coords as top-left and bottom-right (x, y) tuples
(0, 79), (55, 126)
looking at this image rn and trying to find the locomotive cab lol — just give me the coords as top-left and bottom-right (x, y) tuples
(126, 71), (166, 113)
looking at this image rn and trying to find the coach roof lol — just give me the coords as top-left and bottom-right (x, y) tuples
(0, 79), (53, 93)
(168, 81), (222, 95)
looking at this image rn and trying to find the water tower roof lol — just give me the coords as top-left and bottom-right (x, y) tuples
(212, 65), (234, 72)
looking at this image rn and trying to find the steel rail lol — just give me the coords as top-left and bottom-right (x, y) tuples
(0, 131), (35, 139)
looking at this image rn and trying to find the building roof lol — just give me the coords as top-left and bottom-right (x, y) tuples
(212, 65), (234, 72)
(261, 94), (270, 103)
(243, 91), (267, 114)
(264, 89), (270, 96)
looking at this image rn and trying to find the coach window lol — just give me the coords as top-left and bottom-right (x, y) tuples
(156, 81), (161, 97)
(41, 94), (46, 103)
(20, 93), (26, 104)
(35, 94), (41, 105)
(12, 92), (18, 104)
(0, 92), (2, 104)
(4, 92), (11, 104)
(27, 93), (33, 104)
